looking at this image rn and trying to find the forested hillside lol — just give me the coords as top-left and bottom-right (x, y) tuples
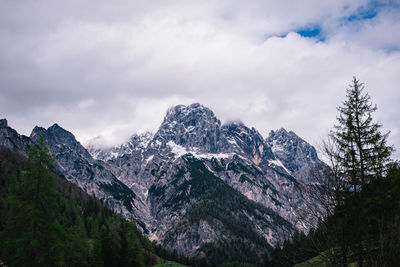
(0, 140), (192, 267)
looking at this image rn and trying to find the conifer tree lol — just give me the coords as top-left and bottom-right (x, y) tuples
(0, 135), (67, 266)
(265, 78), (397, 267)
(329, 77), (394, 266)
(330, 77), (393, 191)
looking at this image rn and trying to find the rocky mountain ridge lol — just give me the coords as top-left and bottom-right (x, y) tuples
(0, 103), (326, 264)
(0, 120), (136, 218)
(87, 104), (326, 256)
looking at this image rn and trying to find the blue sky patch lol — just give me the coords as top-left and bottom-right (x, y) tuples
(297, 27), (320, 38)
(347, 5), (377, 21)
(344, 0), (400, 22)
(296, 26), (325, 41)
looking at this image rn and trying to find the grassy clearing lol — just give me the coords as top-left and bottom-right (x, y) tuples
(294, 254), (327, 267)
(153, 263), (186, 267)
(294, 248), (360, 267)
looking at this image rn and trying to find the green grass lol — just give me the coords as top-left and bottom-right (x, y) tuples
(294, 254), (327, 267)
(153, 263), (186, 267)
(294, 248), (359, 267)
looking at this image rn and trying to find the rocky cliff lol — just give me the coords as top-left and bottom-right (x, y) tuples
(0, 103), (327, 263)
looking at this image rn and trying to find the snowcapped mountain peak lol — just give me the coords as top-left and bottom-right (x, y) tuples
(276, 127), (287, 133)
(125, 132), (154, 151)
(268, 128), (301, 143)
(269, 127), (289, 137)
(163, 103), (220, 127)
(267, 128), (322, 182)
(222, 120), (245, 127)
(267, 128), (317, 158)
(86, 131), (154, 161)
(221, 121), (275, 163)
(152, 103), (223, 153)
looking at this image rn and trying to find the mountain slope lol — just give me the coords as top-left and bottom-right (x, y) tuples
(87, 103), (327, 262)
(267, 128), (322, 183)
(0, 145), (192, 267)
(1, 103), (327, 264)
(0, 119), (31, 156)
(0, 120), (137, 219)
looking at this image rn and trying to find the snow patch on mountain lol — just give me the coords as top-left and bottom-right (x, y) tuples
(167, 141), (233, 160)
(268, 159), (292, 174)
(270, 139), (285, 153)
(87, 131), (153, 161)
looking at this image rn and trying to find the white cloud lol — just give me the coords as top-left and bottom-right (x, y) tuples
(328, 5), (400, 51)
(0, 0), (399, 158)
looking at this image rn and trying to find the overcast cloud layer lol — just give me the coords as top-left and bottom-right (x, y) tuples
(1, 0), (400, 158)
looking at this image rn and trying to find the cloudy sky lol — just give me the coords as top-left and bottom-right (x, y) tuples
(1, 0), (400, 157)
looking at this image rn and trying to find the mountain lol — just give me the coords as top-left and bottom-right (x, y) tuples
(267, 128), (322, 183)
(0, 119), (31, 155)
(0, 144), (192, 267)
(87, 103), (326, 263)
(0, 104), (326, 265)
(86, 132), (153, 162)
(0, 120), (137, 218)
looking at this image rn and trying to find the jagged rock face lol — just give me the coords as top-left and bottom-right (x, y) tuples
(0, 119), (31, 155)
(19, 123), (136, 218)
(149, 103), (228, 154)
(222, 122), (275, 165)
(85, 104), (326, 259)
(0, 104), (327, 264)
(87, 132), (153, 162)
(267, 128), (323, 183)
(144, 155), (288, 259)
(31, 124), (92, 161)
(158, 156), (285, 257)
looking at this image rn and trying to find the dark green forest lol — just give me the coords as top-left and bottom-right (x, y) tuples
(0, 137), (192, 267)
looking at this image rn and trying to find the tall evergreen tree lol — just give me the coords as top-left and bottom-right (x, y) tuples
(265, 78), (397, 267)
(330, 76), (393, 191)
(0, 135), (67, 266)
(329, 77), (394, 266)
